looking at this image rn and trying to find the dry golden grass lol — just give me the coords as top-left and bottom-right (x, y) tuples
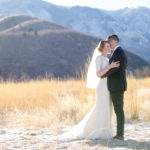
(0, 76), (150, 128)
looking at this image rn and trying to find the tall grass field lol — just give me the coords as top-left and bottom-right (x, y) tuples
(0, 76), (150, 129)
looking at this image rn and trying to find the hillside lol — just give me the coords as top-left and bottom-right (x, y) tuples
(0, 0), (149, 62)
(0, 15), (149, 79)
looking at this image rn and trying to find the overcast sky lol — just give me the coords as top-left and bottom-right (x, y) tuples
(43, 0), (150, 10)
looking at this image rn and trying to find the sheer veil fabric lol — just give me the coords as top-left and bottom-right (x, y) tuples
(86, 48), (101, 89)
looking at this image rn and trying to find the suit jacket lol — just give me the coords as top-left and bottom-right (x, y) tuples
(101, 46), (127, 92)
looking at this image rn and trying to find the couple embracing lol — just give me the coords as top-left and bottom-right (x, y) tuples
(59, 34), (127, 141)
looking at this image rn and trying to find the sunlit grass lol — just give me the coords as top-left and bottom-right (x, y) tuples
(0, 76), (150, 128)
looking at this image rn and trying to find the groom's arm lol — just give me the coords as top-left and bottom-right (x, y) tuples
(101, 50), (122, 78)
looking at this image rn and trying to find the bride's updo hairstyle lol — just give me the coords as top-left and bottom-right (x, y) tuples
(97, 40), (110, 53)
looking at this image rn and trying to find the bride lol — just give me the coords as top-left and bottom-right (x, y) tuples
(58, 40), (120, 141)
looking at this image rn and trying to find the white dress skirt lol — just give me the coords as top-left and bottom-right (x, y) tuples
(58, 55), (113, 141)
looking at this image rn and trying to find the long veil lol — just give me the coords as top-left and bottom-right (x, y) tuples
(86, 48), (101, 89)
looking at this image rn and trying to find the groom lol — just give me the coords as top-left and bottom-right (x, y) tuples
(101, 34), (127, 140)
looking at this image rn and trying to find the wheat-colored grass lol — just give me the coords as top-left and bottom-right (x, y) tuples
(0, 77), (150, 128)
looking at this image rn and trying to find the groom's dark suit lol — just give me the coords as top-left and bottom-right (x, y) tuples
(102, 46), (127, 136)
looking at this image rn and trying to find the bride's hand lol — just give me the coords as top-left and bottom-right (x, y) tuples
(110, 61), (120, 68)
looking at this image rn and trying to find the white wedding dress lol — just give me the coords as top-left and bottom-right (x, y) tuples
(58, 55), (113, 141)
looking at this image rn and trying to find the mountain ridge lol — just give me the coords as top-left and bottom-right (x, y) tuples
(0, 1), (149, 64)
(0, 15), (149, 79)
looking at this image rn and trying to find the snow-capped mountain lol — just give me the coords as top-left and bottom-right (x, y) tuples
(0, 0), (150, 62)
(54, 6), (150, 63)
(0, 0), (53, 20)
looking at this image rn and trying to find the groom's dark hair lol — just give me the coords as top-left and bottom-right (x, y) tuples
(108, 34), (119, 42)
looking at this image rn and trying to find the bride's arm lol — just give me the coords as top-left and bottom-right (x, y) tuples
(96, 61), (120, 78)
